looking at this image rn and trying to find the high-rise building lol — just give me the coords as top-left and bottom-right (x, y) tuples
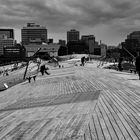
(0, 38), (15, 55)
(67, 29), (80, 43)
(21, 23), (47, 45)
(127, 31), (140, 43)
(0, 29), (14, 39)
(81, 35), (95, 42)
(0, 30), (14, 56)
(81, 35), (99, 54)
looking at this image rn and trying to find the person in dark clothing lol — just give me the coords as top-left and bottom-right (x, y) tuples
(81, 56), (85, 66)
(40, 65), (50, 75)
(40, 65), (45, 75)
(135, 54), (140, 80)
(118, 57), (123, 71)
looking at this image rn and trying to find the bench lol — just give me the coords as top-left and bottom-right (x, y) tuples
(26, 75), (37, 83)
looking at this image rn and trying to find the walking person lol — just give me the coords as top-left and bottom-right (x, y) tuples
(40, 64), (50, 75)
(81, 56), (85, 66)
(118, 57), (123, 71)
(40, 64), (46, 75)
(135, 53), (140, 80)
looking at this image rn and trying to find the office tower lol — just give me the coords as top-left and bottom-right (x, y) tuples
(81, 35), (99, 54)
(0, 29), (14, 55)
(59, 40), (66, 47)
(81, 35), (95, 46)
(127, 31), (140, 43)
(21, 23), (47, 45)
(67, 29), (80, 43)
(81, 35), (95, 42)
(0, 38), (14, 55)
(0, 29), (14, 39)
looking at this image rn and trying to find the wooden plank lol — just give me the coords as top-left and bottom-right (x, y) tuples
(4, 120), (39, 139)
(100, 95), (125, 140)
(98, 99), (118, 140)
(92, 112), (105, 140)
(113, 89), (140, 125)
(104, 90), (138, 140)
(96, 105), (112, 140)
(106, 90), (140, 139)
(101, 92), (132, 140)
(32, 118), (60, 140)
(23, 119), (52, 140)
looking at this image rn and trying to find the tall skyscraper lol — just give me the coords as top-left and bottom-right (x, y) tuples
(67, 29), (80, 43)
(21, 23), (47, 45)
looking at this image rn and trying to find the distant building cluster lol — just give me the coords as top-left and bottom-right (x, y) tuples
(1, 22), (140, 63)
(21, 23), (60, 58)
(0, 23), (122, 63)
(66, 29), (107, 56)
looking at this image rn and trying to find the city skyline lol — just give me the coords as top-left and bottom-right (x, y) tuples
(0, 0), (140, 45)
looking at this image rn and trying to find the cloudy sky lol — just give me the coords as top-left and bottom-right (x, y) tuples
(0, 0), (140, 45)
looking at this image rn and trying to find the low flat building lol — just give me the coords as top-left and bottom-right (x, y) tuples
(3, 44), (26, 60)
(24, 43), (60, 57)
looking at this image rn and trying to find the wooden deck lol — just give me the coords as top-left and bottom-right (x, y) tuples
(0, 63), (140, 140)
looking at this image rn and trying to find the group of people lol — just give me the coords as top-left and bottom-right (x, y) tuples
(80, 55), (140, 80)
(25, 53), (140, 83)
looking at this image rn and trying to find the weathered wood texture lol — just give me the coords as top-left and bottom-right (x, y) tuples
(0, 63), (140, 140)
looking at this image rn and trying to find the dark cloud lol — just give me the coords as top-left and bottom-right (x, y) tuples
(0, 0), (140, 44)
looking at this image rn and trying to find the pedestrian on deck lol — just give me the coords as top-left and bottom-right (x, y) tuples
(135, 53), (140, 80)
(40, 64), (50, 75)
(81, 56), (85, 66)
(40, 65), (45, 75)
(118, 57), (123, 71)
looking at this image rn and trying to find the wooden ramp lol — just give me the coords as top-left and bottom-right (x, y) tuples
(0, 65), (140, 139)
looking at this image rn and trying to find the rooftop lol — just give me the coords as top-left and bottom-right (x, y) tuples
(0, 57), (140, 139)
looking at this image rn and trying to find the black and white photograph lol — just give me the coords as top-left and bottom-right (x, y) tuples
(0, 0), (140, 139)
